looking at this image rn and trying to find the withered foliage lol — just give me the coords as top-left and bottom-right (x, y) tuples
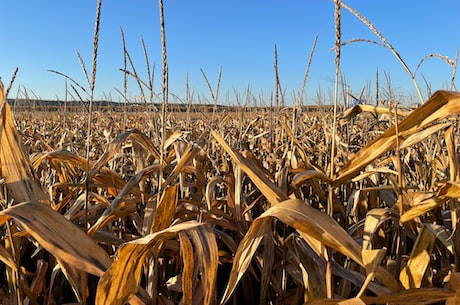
(0, 82), (460, 304)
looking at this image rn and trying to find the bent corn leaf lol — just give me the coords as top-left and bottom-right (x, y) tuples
(0, 201), (111, 276)
(212, 130), (287, 206)
(96, 221), (206, 305)
(335, 90), (460, 185)
(221, 199), (364, 304)
(0, 82), (48, 204)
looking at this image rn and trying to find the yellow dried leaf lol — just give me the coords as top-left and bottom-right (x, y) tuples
(95, 221), (209, 305)
(0, 87), (48, 204)
(400, 193), (442, 223)
(341, 104), (412, 121)
(0, 201), (111, 276)
(292, 169), (332, 187)
(89, 164), (161, 235)
(335, 90), (460, 186)
(179, 232), (193, 305)
(400, 224), (437, 289)
(88, 129), (161, 182)
(357, 248), (386, 297)
(212, 130), (287, 206)
(150, 185), (179, 233)
(188, 226), (218, 305)
(221, 199), (364, 304)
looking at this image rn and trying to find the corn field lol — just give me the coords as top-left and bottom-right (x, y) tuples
(0, 80), (460, 304)
(2, 0), (460, 303)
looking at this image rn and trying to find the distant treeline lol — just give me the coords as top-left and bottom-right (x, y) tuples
(6, 98), (335, 113)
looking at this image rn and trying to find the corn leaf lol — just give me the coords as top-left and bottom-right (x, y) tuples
(0, 95), (48, 204)
(400, 224), (437, 289)
(0, 201), (111, 276)
(335, 90), (460, 185)
(95, 221), (208, 305)
(212, 130), (287, 206)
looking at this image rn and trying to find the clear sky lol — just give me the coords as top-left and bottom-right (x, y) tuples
(1, 1), (459, 105)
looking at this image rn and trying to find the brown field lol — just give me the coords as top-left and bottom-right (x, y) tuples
(1, 0), (459, 304)
(0, 82), (460, 304)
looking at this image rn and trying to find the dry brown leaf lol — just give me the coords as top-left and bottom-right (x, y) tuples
(24, 259), (48, 305)
(0, 91), (49, 204)
(56, 257), (89, 303)
(162, 143), (201, 189)
(212, 130), (287, 206)
(292, 169), (332, 187)
(150, 185), (179, 233)
(357, 248), (387, 297)
(205, 176), (222, 210)
(0, 201), (111, 276)
(399, 121), (451, 150)
(95, 221), (211, 305)
(178, 232), (193, 305)
(400, 192), (441, 223)
(341, 104), (412, 120)
(88, 129), (161, 182)
(445, 126), (458, 182)
(220, 217), (268, 305)
(33, 149), (126, 198)
(437, 181), (460, 198)
(401, 182), (460, 222)
(362, 208), (399, 250)
(164, 131), (184, 150)
(221, 199), (364, 304)
(88, 164), (161, 235)
(188, 226), (218, 305)
(400, 224), (437, 289)
(284, 235), (327, 301)
(335, 90), (460, 186)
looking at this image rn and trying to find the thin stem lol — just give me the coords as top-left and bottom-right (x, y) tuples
(158, 0), (168, 202)
(85, 0), (102, 232)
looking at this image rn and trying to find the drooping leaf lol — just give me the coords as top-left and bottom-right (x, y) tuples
(400, 224), (437, 289)
(0, 201), (111, 276)
(357, 248), (387, 297)
(212, 130), (287, 206)
(0, 85), (49, 204)
(89, 164), (161, 235)
(178, 232), (194, 305)
(88, 129), (161, 182)
(335, 90), (460, 185)
(95, 221), (209, 305)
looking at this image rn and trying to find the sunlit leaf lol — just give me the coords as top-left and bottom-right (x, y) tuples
(0, 201), (111, 276)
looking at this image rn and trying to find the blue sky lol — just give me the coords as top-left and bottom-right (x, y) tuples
(1, 1), (458, 105)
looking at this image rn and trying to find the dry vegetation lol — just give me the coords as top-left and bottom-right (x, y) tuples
(2, 0), (460, 304)
(1, 83), (460, 304)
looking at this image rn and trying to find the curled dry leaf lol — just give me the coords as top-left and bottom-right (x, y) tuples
(88, 129), (161, 182)
(0, 201), (111, 276)
(96, 221), (218, 305)
(221, 199), (365, 304)
(212, 130), (287, 206)
(400, 223), (454, 289)
(0, 94), (49, 204)
(335, 90), (460, 185)
(401, 181), (460, 222)
(341, 104), (412, 121)
(88, 164), (161, 235)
